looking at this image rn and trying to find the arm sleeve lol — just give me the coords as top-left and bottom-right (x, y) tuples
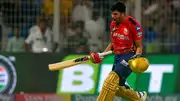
(130, 19), (143, 40)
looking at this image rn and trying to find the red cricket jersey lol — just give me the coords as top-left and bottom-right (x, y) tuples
(110, 16), (143, 54)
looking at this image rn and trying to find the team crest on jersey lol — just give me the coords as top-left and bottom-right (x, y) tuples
(136, 26), (141, 32)
(137, 32), (142, 37)
(124, 28), (128, 35)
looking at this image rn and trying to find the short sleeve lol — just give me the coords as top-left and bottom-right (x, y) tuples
(129, 18), (143, 40)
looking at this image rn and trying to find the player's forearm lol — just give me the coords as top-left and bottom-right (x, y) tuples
(135, 46), (143, 55)
(134, 40), (143, 55)
(103, 42), (113, 52)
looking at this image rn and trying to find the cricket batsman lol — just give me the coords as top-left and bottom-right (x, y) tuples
(90, 2), (149, 101)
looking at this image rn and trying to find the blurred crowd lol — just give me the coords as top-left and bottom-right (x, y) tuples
(142, 0), (180, 53)
(0, 0), (180, 54)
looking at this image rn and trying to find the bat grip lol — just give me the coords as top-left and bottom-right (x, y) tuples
(99, 51), (113, 57)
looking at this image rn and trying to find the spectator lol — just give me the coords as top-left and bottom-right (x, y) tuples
(20, 23), (29, 39)
(29, 15), (44, 34)
(72, 0), (93, 22)
(66, 23), (77, 37)
(6, 27), (24, 52)
(85, 9), (105, 52)
(24, 19), (56, 53)
(164, 22), (180, 53)
(67, 20), (89, 53)
(61, 23), (76, 52)
(144, 26), (158, 53)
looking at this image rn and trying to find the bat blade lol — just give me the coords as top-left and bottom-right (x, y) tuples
(49, 56), (89, 71)
(48, 51), (112, 71)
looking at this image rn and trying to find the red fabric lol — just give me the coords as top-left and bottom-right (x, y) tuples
(110, 16), (143, 53)
(113, 48), (134, 54)
(90, 52), (102, 63)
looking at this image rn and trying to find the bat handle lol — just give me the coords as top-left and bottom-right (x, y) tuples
(99, 51), (113, 57)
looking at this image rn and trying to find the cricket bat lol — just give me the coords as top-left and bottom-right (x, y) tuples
(48, 51), (112, 71)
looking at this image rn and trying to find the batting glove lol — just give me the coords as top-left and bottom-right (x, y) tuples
(89, 52), (102, 64)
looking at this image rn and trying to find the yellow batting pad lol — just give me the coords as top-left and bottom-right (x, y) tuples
(115, 86), (127, 98)
(96, 72), (119, 101)
(115, 86), (142, 101)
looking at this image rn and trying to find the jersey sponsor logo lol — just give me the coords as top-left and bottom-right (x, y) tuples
(136, 26), (141, 32)
(113, 33), (129, 40)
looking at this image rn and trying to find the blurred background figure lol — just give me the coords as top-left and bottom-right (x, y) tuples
(6, 27), (24, 52)
(24, 18), (55, 53)
(67, 20), (89, 53)
(142, 0), (180, 53)
(72, 0), (93, 23)
(85, 9), (105, 52)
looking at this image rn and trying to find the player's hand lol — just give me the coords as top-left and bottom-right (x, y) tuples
(130, 54), (141, 59)
(90, 52), (102, 64)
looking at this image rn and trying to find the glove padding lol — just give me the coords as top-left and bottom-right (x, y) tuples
(130, 54), (141, 59)
(90, 52), (102, 64)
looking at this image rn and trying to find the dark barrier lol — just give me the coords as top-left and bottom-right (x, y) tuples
(0, 52), (68, 93)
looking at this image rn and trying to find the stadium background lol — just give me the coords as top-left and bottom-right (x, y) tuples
(0, 0), (179, 101)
